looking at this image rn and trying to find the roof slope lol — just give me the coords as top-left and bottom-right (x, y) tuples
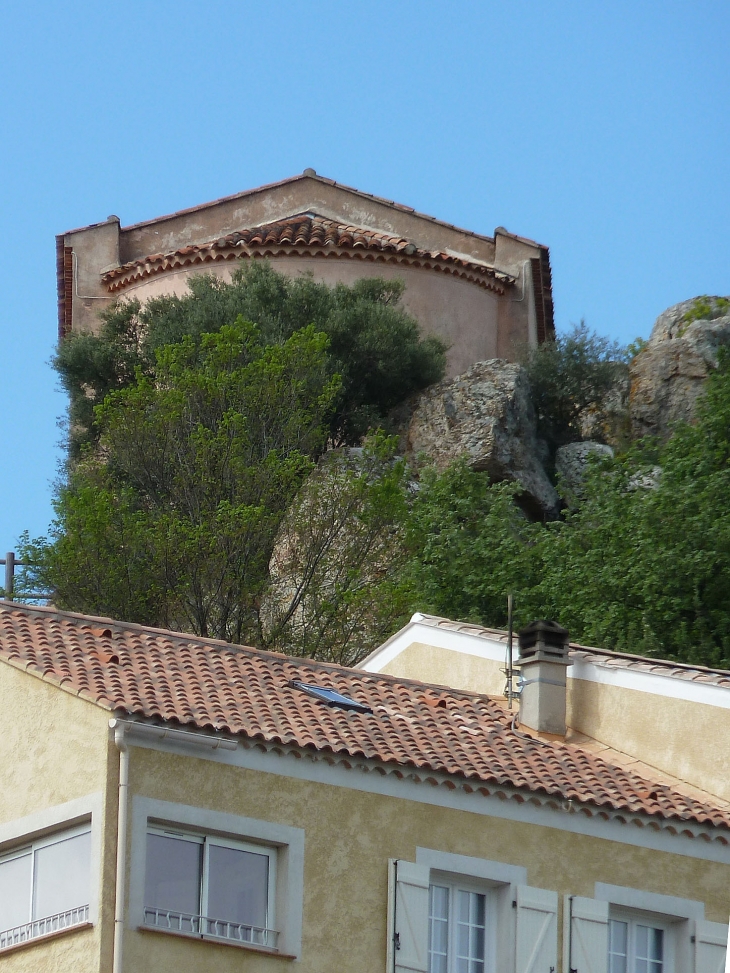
(1, 602), (727, 834)
(101, 213), (515, 295)
(96, 171), (508, 245)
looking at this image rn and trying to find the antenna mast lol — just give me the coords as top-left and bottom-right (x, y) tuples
(504, 593), (516, 709)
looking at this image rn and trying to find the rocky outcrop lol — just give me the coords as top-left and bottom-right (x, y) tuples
(555, 441), (614, 507)
(630, 297), (730, 440)
(261, 447), (409, 664)
(627, 466), (662, 492)
(405, 360), (558, 518)
(578, 365), (630, 447)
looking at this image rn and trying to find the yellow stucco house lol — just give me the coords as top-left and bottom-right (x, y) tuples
(56, 171), (554, 379)
(0, 601), (727, 973)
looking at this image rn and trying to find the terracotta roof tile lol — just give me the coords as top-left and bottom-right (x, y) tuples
(100, 214), (515, 295)
(0, 602), (727, 836)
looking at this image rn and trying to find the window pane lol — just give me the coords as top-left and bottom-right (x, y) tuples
(635, 925), (663, 973)
(458, 889), (470, 923)
(456, 890), (486, 973)
(457, 916), (470, 956)
(430, 885), (449, 922)
(471, 925), (485, 963)
(206, 844), (269, 930)
(0, 853), (31, 931)
(609, 920), (628, 973)
(471, 893), (485, 927)
(33, 832), (91, 921)
(145, 834), (202, 917)
(429, 885), (449, 973)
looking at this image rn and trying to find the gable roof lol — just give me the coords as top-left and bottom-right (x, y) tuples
(364, 613), (730, 691)
(103, 171), (527, 247)
(1, 601), (726, 838)
(100, 213), (515, 296)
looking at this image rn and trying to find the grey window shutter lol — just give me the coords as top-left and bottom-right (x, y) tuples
(693, 919), (728, 973)
(565, 896), (608, 973)
(391, 860), (430, 973)
(516, 885), (558, 973)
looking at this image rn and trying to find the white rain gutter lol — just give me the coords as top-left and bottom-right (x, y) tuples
(109, 719), (238, 973)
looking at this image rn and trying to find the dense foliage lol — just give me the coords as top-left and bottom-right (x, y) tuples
(55, 263), (446, 454)
(27, 266), (438, 653)
(262, 432), (414, 664)
(26, 264), (730, 668)
(520, 322), (629, 448)
(406, 350), (730, 668)
(27, 321), (339, 641)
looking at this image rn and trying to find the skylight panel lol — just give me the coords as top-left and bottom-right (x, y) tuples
(290, 681), (373, 714)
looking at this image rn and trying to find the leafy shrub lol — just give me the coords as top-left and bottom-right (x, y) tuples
(520, 322), (629, 448)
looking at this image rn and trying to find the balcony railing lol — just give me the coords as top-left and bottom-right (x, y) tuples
(0, 904), (90, 950)
(143, 906), (278, 949)
(0, 552), (51, 603)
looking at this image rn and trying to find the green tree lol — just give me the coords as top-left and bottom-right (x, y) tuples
(520, 321), (629, 448)
(55, 263), (446, 454)
(27, 320), (340, 643)
(535, 351), (730, 667)
(405, 460), (543, 630)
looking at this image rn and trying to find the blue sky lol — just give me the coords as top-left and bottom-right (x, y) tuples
(0, 1), (728, 549)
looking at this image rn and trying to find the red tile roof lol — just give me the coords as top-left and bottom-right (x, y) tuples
(1, 602), (727, 837)
(100, 214), (515, 296)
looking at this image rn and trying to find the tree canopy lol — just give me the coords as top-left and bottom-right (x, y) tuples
(520, 321), (629, 449)
(27, 266), (436, 653)
(28, 320), (339, 641)
(27, 262), (730, 669)
(55, 262), (446, 454)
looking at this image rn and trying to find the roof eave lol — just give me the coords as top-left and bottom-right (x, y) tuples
(118, 715), (730, 844)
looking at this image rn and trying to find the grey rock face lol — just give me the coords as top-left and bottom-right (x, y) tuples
(405, 359), (558, 518)
(555, 441), (614, 507)
(627, 466), (662, 492)
(578, 366), (630, 446)
(630, 297), (730, 440)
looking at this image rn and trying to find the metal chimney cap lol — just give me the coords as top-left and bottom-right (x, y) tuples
(516, 619), (571, 665)
(519, 619), (568, 641)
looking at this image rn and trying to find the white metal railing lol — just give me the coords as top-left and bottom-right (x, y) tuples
(0, 904), (89, 949)
(143, 906), (278, 948)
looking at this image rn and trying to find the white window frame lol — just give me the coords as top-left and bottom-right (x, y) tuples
(144, 825), (277, 948)
(129, 797), (304, 958)
(608, 906), (676, 973)
(594, 883), (713, 973)
(428, 871), (498, 973)
(0, 793), (102, 953)
(403, 848), (553, 973)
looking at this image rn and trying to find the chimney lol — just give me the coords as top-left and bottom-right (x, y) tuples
(515, 620), (572, 736)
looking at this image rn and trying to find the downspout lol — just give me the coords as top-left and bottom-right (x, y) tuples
(112, 721), (129, 973)
(107, 717), (237, 973)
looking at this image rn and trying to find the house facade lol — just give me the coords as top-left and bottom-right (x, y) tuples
(0, 602), (727, 973)
(56, 171), (554, 378)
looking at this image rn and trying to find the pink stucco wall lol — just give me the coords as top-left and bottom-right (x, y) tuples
(119, 256), (502, 378)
